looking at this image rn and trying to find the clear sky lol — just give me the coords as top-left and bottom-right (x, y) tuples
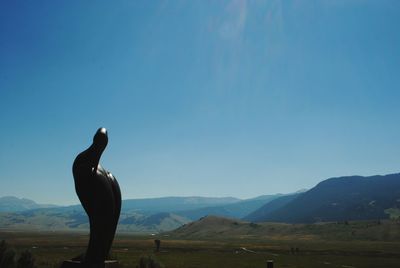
(1, 0), (400, 205)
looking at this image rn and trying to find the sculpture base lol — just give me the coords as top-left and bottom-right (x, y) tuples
(60, 260), (119, 268)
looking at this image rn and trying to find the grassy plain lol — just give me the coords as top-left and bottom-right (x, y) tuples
(1, 221), (400, 268)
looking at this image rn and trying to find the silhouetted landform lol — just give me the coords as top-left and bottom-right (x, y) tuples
(171, 215), (248, 239)
(249, 173), (400, 223)
(2, 173), (400, 232)
(0, 196), (274, 232)
(244, 193), (303, 222)
(0, 196), (58, 212)
(122, 196), (240, 213)
(170, 215), (400, 241)
(71, 127), (121, 265)
(175, 194), (288, 220)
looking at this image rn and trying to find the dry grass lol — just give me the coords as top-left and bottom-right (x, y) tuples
(1, 229), (400, 268)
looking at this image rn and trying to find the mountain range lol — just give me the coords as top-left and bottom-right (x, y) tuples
(0, 196), (58, 212)
(1, 172), (399, 232)
(0, 195), (279, 233)
(246, 173), (400, 223)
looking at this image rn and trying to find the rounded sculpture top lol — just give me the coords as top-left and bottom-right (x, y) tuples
(93, 127), (108, 151)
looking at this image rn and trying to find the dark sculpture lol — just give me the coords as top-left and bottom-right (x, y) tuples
(154, 239), (161, 252)
(71, 128), (121, 267)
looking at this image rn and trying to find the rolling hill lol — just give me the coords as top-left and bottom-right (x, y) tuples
(170, 215), (400, 241)
(248, 173), (400, 223)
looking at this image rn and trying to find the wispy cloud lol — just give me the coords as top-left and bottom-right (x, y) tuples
(219, 0), (247, 40)
(264, 0), (285, 58)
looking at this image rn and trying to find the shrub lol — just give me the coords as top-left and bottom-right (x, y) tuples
(0, 240), (37, 268)
(17, 250), (36, 268)
(0, 240), (8, 262)
(0, 247), (16, 268)
(137, 255), (164, 268)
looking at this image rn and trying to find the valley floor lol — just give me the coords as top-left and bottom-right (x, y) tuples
(1, 230), (400, 268)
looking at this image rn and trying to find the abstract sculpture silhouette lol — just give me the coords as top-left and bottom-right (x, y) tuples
(72, 128), (121, 267)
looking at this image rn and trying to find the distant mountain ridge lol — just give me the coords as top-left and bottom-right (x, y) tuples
(248, 173), (400, 223)
(0, 196), (58, 212)
(2, 172), (399, 231)
(0, 195), (260, 233)
(175, 194), (286, 220)
(122, 196), (240, 213)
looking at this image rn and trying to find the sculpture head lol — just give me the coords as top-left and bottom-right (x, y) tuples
(92, 127), (108, 152)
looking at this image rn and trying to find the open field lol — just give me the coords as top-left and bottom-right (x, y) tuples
(1, 228), (400, 268)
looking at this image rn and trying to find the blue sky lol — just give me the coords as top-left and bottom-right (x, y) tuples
(1, 0), (400, 205)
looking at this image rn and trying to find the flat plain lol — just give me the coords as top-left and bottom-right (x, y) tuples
(1, 221), (400, 268)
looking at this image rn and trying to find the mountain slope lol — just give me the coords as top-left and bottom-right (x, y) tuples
(170, 215), (400, 241)
(175, 194), (285, 220)
(244, 193), (302, 222)
(252, 173), (400, 223)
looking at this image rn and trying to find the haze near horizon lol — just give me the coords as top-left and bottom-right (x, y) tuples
(1, 1), (400, 205)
